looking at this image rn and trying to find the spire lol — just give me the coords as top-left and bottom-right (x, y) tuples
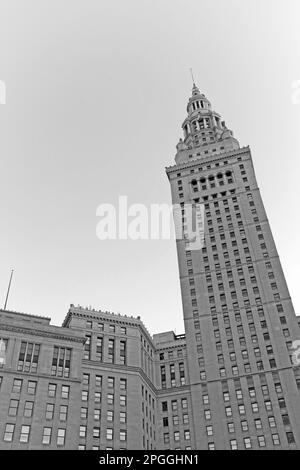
(174, 85), (240, 164)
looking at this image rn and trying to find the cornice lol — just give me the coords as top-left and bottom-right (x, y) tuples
(165, 146), (251, 175)
(0, 323), (85, 344)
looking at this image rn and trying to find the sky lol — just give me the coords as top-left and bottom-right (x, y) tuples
(0, 0), (299, 335)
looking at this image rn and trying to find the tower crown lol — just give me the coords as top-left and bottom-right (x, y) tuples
(175, 84), (240, 164)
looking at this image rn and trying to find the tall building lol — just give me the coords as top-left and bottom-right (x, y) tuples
(166, 83), (300, 449)
(0, 84), (300, 450)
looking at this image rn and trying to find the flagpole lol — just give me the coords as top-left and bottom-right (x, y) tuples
(4, 269), (14, 310)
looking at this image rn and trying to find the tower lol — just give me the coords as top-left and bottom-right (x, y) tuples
(166, 83), (300, 449)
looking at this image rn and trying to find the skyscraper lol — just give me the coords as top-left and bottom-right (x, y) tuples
(166, 83), (300, 449)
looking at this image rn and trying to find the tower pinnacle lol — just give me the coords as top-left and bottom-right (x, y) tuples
(175, 85), (240, 164)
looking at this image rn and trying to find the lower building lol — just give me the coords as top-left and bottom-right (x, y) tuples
(1, 303), (300, 449)
(0, 305), (194, 450)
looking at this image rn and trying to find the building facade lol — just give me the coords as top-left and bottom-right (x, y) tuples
(0, 85), (300, 450)
(166, 83), (300, 449)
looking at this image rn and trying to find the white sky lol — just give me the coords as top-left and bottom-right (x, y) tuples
(0, 0), (299, 335)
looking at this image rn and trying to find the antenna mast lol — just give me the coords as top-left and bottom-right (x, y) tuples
(4, 269), (14, 310)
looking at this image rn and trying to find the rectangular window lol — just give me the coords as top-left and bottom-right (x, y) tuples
(42, 427), (52, 445)
(108, 339), (115, 364)
(8, 399), (19, 416)
(24, 401), (34, 418)
(18, 342), (40, 373)
(57, 428), (66, 446)
(51, 346), (71, 378)
(12, 378), (23, 394)
(45, 403), (55, 420)
(20, 425), (30, 443)
(79, 425), (86, 438)
(120, 341), (126, 365)
(3, 424), (15, 442)
(81, 407), (88, 419)
(120, 395), (126, 407)
(48, 383), (57, 397)
(27, 381), (37, 395)
(95, 337), (103, 361)
(59, 405), (68, 422)
(61, 385), (70, 399)
(84, 335), (91, 360)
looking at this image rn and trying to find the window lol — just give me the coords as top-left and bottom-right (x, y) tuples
(18, 342), (40, 373)
(81, 407), (88, 419)
(120, 340), (126, 365)
(51, 346), (71, 378)
(42, 427), (52, 445)
(45, 403), (55, 420)
(61, 385), (70, 399)
(183, 414), (189, 424)
(258, 435), (266, 447)
(241, 420), (248, 431)
(24, 401), (34, 418)
(120, 430), (127, 442)
(108, 377), (115, 388)
(120, 412), (126, 424)
(27, 380), (37, 395)
(255, 419), (262, 430)
(252, 402), (259, 413)
(244, 437), (252, 449)
(225, 407), (232, 417)
(272, 434), (280, 446)
(120, 378), (127, 390)
(79, 425), (86, 438)
(265, 400), (272, 411)
(48, 383), (57, 398)
(84, 335), (91, 360)
(107, 393), (114, 405)
(96, 337), (103, 361)
(174, 431), (180, 441)
(82, 390), (88, 401)
(230, 439), (238, 450)
(83, 373), (89, 386)
(59, 405), (68, 422)
(108, 339), (115, 363)
(286, 432), (295, 444)
(181, 398), (187, 409)
(206, 425), (213, 436)
(57, 428), (66, 446)
(268, 416), (276, 428)
(95, 375), (102, 388)
(106, 428), (113, 440)
(3, 424), (15, 442)
(12, 378), (23, 394)
(120, 395), (126, 407)
(184, 430), (191, 440)
(8, 399), (19, 416)
(107, 410), (114, 422)
(93, 427), (100, 438)
(228, 422), (235, 433)
(20, 425), (30, 443)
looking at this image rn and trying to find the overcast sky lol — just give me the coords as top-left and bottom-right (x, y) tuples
(0, 0), (299, 335)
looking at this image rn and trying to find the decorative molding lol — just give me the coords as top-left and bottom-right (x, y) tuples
(0, 323), (85, 344)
